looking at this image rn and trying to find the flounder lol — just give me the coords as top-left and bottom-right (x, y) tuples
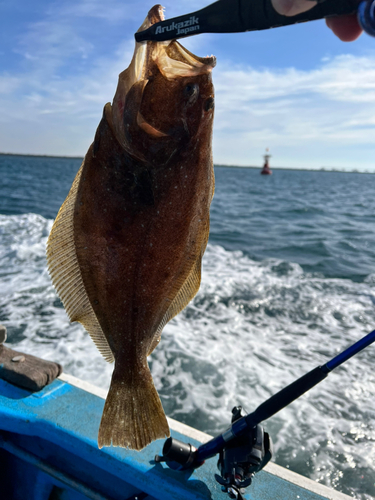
(47, 5), (216, 450)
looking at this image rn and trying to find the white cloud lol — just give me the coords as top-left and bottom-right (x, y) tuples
(43, 0), (209, 24)
(0, 37), (134, 155)
(14, 20), (95, 73)
(2, 50), (375, 169)
(0, 75), (21, 94)
(213, 55), (375, 169)
(47, 0), (141, 23)
(0, 0), (374, 170)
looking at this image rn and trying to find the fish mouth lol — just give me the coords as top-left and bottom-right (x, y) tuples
(110, 5), (215, 155)
(133, 5), (216, 83)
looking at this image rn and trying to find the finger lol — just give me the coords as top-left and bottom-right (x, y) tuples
(325, 14), (363, 41)
(271, 0), (317, 16)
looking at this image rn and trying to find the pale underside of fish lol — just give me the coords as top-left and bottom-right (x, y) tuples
(46, 5), (216, 450)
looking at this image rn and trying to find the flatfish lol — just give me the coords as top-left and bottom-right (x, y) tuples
(47, 5), (216, 450)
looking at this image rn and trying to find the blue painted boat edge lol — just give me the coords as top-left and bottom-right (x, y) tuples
(59, 373), (352, 500)
(1, 375), (219, 500)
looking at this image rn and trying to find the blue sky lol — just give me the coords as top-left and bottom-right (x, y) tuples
(1, 0), (375, 170)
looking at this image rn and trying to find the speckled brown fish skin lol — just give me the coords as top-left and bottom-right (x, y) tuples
(47, 5), (216, 450)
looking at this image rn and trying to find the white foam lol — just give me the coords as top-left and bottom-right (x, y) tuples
(1, 214), (374, 499)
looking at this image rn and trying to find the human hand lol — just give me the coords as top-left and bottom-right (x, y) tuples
(271, 0), (363, 41)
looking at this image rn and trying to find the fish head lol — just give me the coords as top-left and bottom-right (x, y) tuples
(110, 5), (216, 165)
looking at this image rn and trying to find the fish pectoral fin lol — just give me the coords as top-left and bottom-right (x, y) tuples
(137, 112), (168, 137)
(156, 249), (205, 337)
(149, 252), (204, 356)
(98, 361), (169, 450)
(148, 333), (161, 356)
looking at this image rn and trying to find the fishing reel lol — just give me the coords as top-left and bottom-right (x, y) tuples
(155, 406), (272, 500)
(214, 406), (272, 500)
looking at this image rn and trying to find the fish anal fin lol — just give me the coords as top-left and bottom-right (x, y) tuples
(98, 360), (169, 450)
(46, 161), (115, 364)
(153, 215), (210, 339)
(147, 257), (202, 357)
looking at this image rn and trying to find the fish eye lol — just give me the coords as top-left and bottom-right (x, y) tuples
(184, 83), (199, 98)
(204, 97), (214, 112)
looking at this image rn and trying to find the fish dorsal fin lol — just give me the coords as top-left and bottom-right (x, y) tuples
(46, 162), (114, 363)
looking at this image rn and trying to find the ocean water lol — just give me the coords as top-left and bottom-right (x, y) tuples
(1, 154), (374, 499)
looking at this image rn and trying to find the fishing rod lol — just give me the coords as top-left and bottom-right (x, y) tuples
(155, 328), (375, 500)
(135, 0), (375, 42)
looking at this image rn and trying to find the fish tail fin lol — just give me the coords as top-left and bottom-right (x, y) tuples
(98, 362), (169, 451)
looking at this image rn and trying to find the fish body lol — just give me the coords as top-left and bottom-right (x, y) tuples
(47, 5), (216, 450)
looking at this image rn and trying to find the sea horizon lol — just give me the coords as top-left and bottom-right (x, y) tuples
(0, 151), (373, 174)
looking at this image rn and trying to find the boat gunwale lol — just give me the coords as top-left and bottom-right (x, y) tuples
(58, 373), (352, 500)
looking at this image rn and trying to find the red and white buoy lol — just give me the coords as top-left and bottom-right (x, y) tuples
(261, 148), (272, 175)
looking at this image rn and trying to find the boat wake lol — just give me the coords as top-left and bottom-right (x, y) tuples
(1, 213), (374, 499)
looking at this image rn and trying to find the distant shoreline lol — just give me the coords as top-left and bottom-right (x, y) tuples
(213, 164), (374, 174)
(1, 152), (372, 174)
(0, 152), (84, 160)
